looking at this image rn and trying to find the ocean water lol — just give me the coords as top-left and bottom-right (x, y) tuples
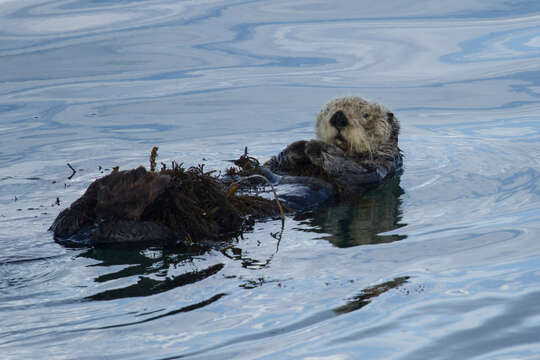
(1, 0), (539, 359)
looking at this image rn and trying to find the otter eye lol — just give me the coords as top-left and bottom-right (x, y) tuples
(362, 113), (369, 119)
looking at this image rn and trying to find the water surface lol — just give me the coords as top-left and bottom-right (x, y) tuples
(1, 0), (539, 359)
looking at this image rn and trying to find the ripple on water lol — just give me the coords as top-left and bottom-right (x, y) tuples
(0, 255), (69, 296)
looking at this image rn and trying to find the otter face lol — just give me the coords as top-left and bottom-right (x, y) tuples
(316, 97), (397, 157)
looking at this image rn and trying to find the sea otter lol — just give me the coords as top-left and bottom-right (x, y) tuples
(263, 96), (402, 202)
(50, 97), (402, 246)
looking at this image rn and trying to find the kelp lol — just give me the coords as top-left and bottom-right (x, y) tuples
(149, 146), (159, 172)
(50, 148), (282, 247)
(51, 143), (401, 247)
(145, 161), (281, 241)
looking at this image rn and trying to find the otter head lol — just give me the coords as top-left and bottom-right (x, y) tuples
(316, 96), (399, 158)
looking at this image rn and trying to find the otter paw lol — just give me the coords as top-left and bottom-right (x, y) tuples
(305, 140), (344, 167)
(266, 140), (310, 171)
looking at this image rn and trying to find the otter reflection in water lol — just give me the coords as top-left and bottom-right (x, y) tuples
(79, 246), (224, 301)
(296, 176), (406, 248)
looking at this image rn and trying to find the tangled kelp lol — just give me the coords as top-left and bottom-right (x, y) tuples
(51, 141), (402, 247)
(149, 162), (281, 240)
(50, 154), (281, 247)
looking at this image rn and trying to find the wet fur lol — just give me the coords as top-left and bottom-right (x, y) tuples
(267, 97), (402, 181)
(316, 97), (399, 160)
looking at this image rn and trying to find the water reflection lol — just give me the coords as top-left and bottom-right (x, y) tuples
(74, 173), (406, 300)
(297, 176), (407, 247)
(402, 289), (540, 360)
(78, 246), (223, 301)
(333, 276), (409, 314)
(94, 293), (227, 330)
(171, 276), (409, 359)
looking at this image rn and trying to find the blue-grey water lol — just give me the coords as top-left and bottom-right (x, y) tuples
(1, 1), (540, 359)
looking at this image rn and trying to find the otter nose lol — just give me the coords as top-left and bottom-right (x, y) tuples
(329, 110), (348, 129)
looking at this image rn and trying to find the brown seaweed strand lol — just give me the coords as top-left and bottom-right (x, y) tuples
(67, 163), (77, 179)
(231, 174), (285, 229)
(150, 146), (159, 172)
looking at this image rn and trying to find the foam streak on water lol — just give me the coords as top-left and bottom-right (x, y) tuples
(1, 1), (539, 359)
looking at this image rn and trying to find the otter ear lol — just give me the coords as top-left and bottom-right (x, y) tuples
(387, 112), (394, 120)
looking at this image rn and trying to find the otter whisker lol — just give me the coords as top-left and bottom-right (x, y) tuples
(365, 139), (374, 160)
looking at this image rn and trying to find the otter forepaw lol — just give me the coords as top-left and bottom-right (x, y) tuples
(265, 140), (310, 172)
(305, 140), (346, 175)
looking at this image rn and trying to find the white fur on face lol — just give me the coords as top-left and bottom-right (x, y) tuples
(316, 97), (393, 157)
